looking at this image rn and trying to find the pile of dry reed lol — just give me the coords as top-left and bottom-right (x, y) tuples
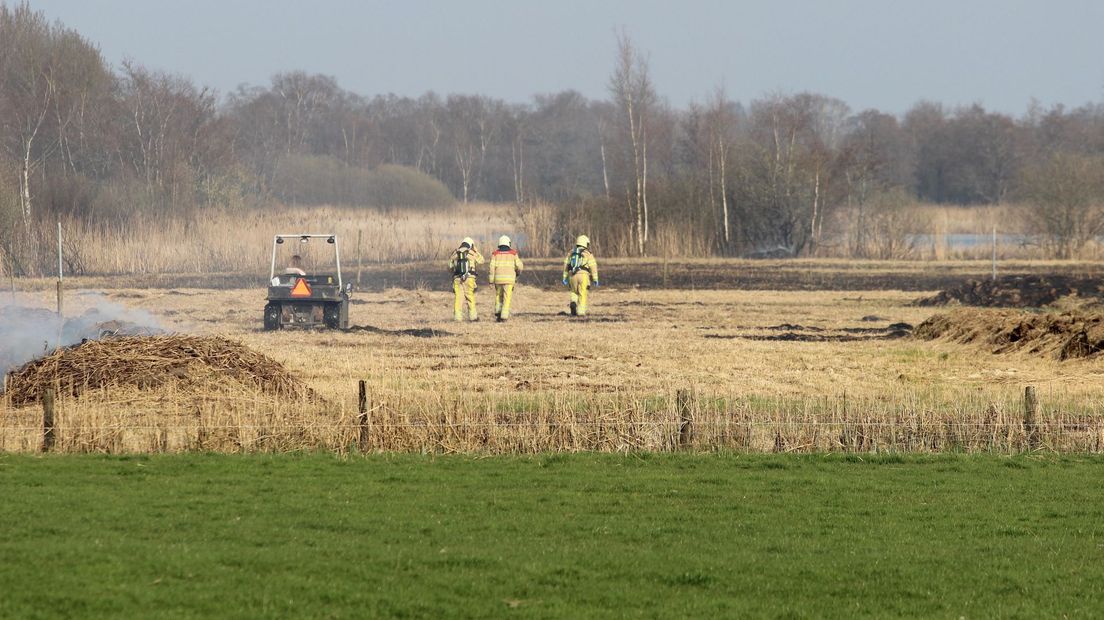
(4, 335), (311, 406)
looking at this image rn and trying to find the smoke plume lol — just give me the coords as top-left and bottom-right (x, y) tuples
(0, 293), (163, 380)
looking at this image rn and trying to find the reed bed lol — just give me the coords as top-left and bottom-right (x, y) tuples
(3, 384), (1101, 454)
(58, 203), (514, 276)
(22, 201), (1104, 281)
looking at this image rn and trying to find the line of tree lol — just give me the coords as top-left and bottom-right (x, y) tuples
(3, 3), (1104, 273)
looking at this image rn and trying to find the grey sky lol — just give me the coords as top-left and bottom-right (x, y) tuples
(28, 0), (1104, 115)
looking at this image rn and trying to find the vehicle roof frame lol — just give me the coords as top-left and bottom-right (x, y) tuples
(269, 233), (343, 289)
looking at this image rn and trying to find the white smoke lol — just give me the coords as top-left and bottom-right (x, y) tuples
(0, 292), (164, 379)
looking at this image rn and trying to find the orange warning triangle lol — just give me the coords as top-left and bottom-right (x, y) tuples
(290, 278), (312, 297)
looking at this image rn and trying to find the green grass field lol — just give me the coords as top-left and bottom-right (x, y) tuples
(2, 453), (1102, 618)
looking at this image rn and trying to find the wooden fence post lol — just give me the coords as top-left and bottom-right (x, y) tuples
(42, 388), (56, 452)
(1024, 385), (1038, 448)
(357, 380), (369, 451)
(677, 389), (694, 449)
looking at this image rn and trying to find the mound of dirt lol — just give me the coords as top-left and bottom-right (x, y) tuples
(914, 275), (1104, 308)
(914, 308), (1104, 360)
(5, 335), (312, 406)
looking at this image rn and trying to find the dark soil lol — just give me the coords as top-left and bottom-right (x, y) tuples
(705, 322), (913, 342)
(914, 308), (1104, 360)
(499, 261), (1099, 293)
(526, 312), (628, 323)
(555, 261), (1099, 292)
(914, 275), (1104, 308)
(47, 260), (1103, 292)
(348, 299), (406, 305)
(343, 325), (450, 338)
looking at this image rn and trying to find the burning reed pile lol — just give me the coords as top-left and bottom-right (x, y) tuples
(914, 275), (1104, 308)
(4, 335), (312, 406)
(915, 308), (1104, 360)
(0, 302), (164, 375)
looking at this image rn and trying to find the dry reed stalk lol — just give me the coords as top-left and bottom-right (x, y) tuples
(35, 200), (1104, 277)
(4, 383), (1099, 455)
(60, 203), (516, 275)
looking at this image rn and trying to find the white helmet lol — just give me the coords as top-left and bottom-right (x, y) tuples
(498, 235), (512, 247)
(461, 237), (474, 248)
(575, 235), (590, 248)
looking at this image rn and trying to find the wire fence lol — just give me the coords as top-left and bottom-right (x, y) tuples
(3, 382), (1103, 454)
(3, 419), (1101, 454)
(2, 421), (1104, 431)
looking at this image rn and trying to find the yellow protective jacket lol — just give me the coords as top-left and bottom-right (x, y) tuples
(562, 247), (598, 281)
(448, 247), (484, 278)
(489, 248), (524, 285)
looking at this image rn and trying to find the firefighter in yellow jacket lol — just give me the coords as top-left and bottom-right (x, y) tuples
(449, 237), (483, 321)
(562, 235), (599, 316)
(489, 235), (523, 321)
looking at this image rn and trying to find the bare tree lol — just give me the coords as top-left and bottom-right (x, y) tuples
(1019, 153), (1104, 258)
(119, 62), (218, 210)
(598, 119), (611, 201)
(0, 4), (55, 228)
(907, 103), (1020, 205)
(704, 87), (737, 245)
(839, 110), (910, 257)
(445, 95), (496, 203)
(608, 31), (657, 255)
(270, 72), (340, 156)
(414, 93), (443, 176)
(505, 107), (527, 203)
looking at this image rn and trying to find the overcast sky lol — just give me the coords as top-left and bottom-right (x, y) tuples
(28, 0), (1104, 115)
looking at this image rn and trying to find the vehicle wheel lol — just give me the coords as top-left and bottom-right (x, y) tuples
(323, 303), (340, 329)
(263, 303), (281, 331)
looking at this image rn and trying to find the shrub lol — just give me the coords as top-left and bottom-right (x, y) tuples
(1017, 153), (1104, 259)
(271, 155), (454, 209)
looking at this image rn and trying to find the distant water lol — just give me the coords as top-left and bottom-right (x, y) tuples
(908, 233), (1035, 249)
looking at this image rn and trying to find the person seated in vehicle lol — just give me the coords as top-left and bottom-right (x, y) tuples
(283, 255), (307, 276)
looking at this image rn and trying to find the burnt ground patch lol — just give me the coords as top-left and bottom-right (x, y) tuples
(352, 261), (1103, 293)
(913, 274), (1104, 308)
(568, 261), (1101, 292)
(615, 300), (707, 307)
(343, 325), (451, 338)
(46, 259), (1103, 292)
(705, 322), (913, 342)
(525, 311), (629, 323)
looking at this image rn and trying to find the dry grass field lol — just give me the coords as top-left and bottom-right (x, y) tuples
(4, 262), (1104, 453)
